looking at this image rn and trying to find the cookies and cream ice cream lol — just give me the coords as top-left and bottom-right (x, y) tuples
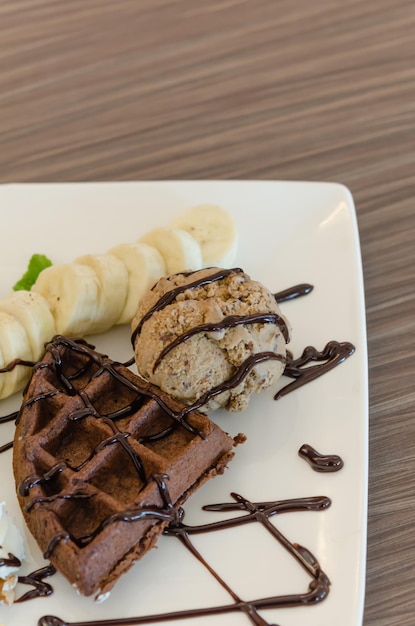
(132, 268), (291, 413)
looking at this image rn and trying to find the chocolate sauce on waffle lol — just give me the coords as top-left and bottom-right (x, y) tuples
(41, 474), (180, 555)
(19, 462), (69, 497)
(299, 444), (344, 472)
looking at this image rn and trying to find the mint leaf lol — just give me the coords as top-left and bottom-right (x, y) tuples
(13, 254), (53, 291)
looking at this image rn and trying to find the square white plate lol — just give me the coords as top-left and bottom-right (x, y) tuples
(0, 181), (367, 626)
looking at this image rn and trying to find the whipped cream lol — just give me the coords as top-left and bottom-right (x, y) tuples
(0, 502), (25, 605)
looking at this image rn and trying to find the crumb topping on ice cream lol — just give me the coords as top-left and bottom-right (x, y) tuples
(132, 268), (291, 412)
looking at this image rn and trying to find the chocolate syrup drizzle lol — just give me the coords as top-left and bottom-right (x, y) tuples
(0, 552), (55, 602)
(37, 493), (331, 626)
(16, 565), (56, 603)
(299, 444), (344, 472)
(0, 357), (36, 373)
(153, 312), (290, 372)
(274, 283), (314, 303)
(131, 267), (244, 344)
(0, 409), (22, 452)
(0, 551), (21, 567)
(41, 473), (179, 555)
(276, 341), (355, 400)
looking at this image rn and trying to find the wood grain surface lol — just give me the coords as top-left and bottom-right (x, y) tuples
(1, 1), (415, 624)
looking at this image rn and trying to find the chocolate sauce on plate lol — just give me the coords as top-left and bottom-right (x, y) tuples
(0, 552), (55, 602)
(16, 564), (56, 603)
(299, 444), (344, 472)
(37, 493), (331, 626)
(276, 341), (355, 400)
(0, 357), (36, 374)
(0, 551), (21, 567)
(274, 283), (314, 303)
(0, 409), (21, 452)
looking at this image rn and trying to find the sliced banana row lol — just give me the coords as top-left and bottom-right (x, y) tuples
(0, 204), (237, 399)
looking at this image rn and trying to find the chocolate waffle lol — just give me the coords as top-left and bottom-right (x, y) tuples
(13, 336), (238, 598)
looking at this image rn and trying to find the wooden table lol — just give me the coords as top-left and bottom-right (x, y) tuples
(1, 1), (414, 624)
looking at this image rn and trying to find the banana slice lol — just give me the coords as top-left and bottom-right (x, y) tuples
(74, 254), (129, 334)
(0, 312), (33, 400)
(169, 204), (238, 267)
(32, 263), (100, 336)
(139, 227), (202, 275)
(0, 291), (55, 361)
(108, 242), (166, 324)
(0, 343), (5, 399)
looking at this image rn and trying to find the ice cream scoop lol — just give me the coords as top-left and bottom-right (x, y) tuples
(132, 268), (290, 413)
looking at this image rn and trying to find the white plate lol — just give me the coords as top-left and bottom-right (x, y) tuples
(0, 181), (367, 626)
